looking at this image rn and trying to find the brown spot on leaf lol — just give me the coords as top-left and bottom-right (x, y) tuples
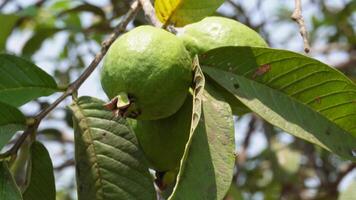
(252, 64), (271, 79)
(315, 96), (322, 104)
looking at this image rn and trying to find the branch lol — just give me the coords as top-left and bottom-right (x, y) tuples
(0, 0), (141, 159)
(291, 0), (311, 53)
(138, 0), (162, 27)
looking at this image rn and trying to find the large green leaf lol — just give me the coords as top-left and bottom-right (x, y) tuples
(70, 96), (155, 200)
(0, 161), (23, 200)
(154, 0), (224, 27)
(201, 46), (356, 161)
(0, 102), (26, 150)
(0, 14), (19, 52)
(169, 83), (235, 199)
(23, 141), (55, 200)
(0, 54), (58, 106)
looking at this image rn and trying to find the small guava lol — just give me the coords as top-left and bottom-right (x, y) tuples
(129, 94), (192, 172)
(178, 16), (268, 56)
(101, 26), (192, 120)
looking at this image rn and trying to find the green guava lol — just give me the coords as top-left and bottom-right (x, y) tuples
(101, 26), (192, 120)
(178, 16), (268, 56)
(129, 94), (192, 172)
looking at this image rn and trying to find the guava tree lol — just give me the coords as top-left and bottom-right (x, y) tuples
(0, 0), (355, 200)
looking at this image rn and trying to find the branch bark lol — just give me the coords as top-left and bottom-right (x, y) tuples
(0, 0), (141, 159)
(138, 0), (162, 27)
(291, 0), (311, 53)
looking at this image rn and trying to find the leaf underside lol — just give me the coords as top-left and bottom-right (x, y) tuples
(201, 46), (356, 161)
(0, 54), (58, 106)
(70, 96), (155, 200)
(169, 57), (235, 200)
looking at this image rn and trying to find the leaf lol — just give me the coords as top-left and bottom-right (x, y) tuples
(23, 141), (56, 200)
(154, 0), (224, 27)
(22, 28), (59, 57)
(0, 102), (26, 150)
(0, 161), (23, 200)
(59, 3), (106, 19)
(0, 14), (19, 52)
(0, 54), (58, 106)
(169, 59), (235, 199)
(201, 46), (356, 161)
(70, 96), (155, 200)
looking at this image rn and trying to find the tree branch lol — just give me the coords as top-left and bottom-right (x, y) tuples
(138, 0), (162, 27)
(291, 0), (310, 53)
(0, 0), (141, 159)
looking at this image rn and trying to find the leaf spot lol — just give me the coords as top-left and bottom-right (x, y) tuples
(315, 96), (321, 104)
(252, 64), (271, 79)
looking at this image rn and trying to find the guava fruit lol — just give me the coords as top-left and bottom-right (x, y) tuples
(129, 94), (192, 172)
(178, 16), (268, 56)
(101, 25), (192, 120)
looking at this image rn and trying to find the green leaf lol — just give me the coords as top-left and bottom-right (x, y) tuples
(0, 161), (23, 200)
(169, 83), (235, 199)
(0, 14), (19, 52)
(59, 3), (106, 19)
(0, 102), (26, 150)
(23, 141), (55, 200)
(201, 46), (356, 161)
(22, 28), (59, 57)
(0, 54), (58, 106)
(155, 0), (224, 27)
(70, 96), (155, 200)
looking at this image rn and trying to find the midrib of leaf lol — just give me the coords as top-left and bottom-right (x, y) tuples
(169, 56), (205, 199)
(72, 104), (105, 199)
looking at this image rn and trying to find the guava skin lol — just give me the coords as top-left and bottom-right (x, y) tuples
(101, 26), (192, 120)
(178, 16), (268, 56)
(129, 94), (192, 172)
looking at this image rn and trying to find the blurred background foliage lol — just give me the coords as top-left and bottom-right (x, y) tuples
(0, 0), (355, 200)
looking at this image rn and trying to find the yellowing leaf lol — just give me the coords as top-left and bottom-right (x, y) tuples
(154, 0), (224, 27)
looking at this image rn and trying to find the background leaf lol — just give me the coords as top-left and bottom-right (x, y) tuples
(201, 46), (356, 161)
(154, 0), (224, 27)
(0, 54), (58, 106)
(0, 102), (26, 150)
(169, 82), (235, 200)
(21, 28), (59, 57)
(0, 14), (19, 52)
(70, 96), (155, 200)
(0, 161), (23, 200)
(23, 141), (56, 200)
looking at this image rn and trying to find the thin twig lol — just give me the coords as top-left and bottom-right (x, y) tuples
(138, 0), (162, 27)
(291, 0), (311, 53)
(0, 0), (141, 159)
